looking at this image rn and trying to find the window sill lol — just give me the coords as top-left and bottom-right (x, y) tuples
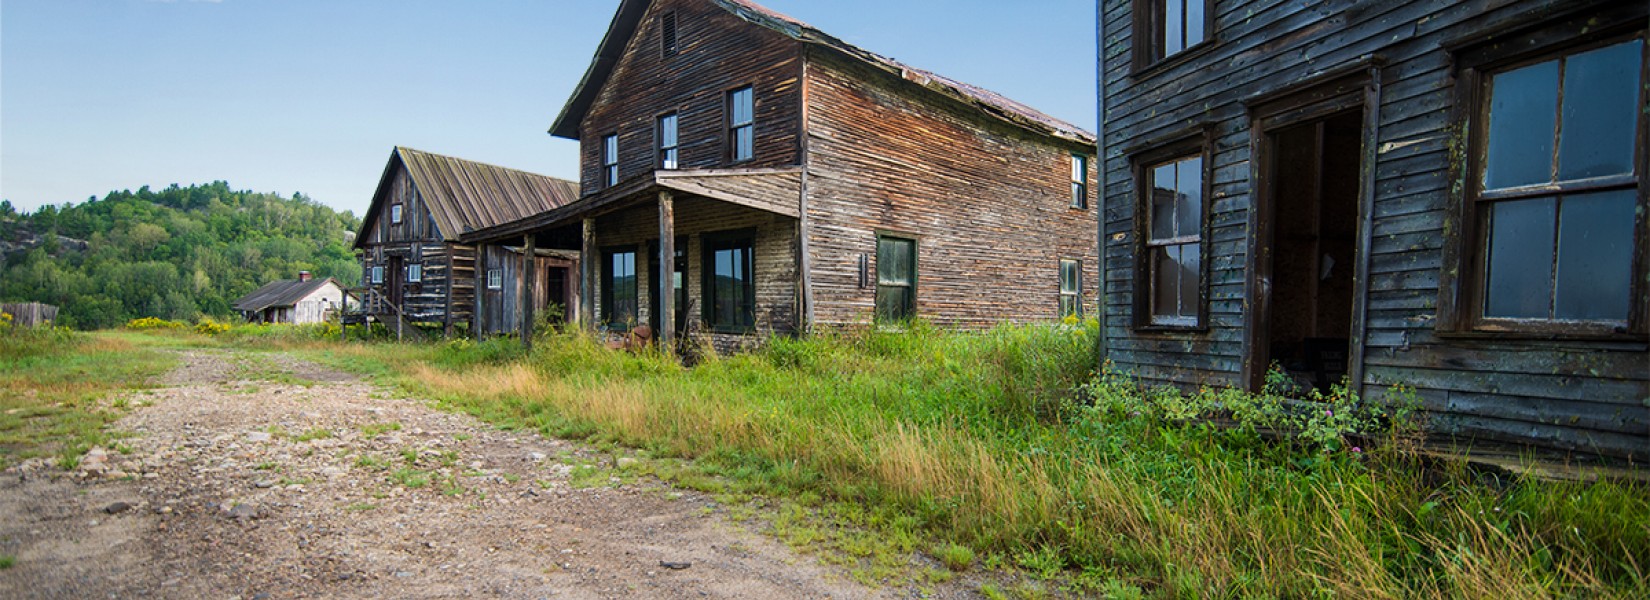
(1132, 323), (1208, 335)
(1131, 39), (1218, 81)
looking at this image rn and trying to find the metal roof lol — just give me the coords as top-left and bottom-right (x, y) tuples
(549, 0), (1096, 146)
(233, 278), (341, 313)
(355, 147), (580, 248)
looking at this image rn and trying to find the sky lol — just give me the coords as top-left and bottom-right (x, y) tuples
(1, 0), (1097, 217)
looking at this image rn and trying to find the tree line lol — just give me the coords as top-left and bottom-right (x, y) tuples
(0, 182), (361, 329)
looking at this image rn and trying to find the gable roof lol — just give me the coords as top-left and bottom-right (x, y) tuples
(354, 147), (581, 249)
(550, 0), (1095, 146)
(233, 278), (340, 313)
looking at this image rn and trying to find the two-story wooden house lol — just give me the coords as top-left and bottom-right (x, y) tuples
(355, 146), (580, 336)
(1096, 0), (1647, 459)
(462, 0), (1098, 349)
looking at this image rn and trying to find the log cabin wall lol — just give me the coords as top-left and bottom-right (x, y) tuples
(1100, 0), (1647, 458)
(478, 245), (574, 335)
(803, 51), (1100, 328)
(578, 0), (804, 196)
(358, 166), (456, 324)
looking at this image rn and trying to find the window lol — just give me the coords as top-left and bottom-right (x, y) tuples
(486, 268), (502, 290)
(407, 263), (422, 283)
(1138, 151), (1205, 328)
(728, 86), (754, 162)
(1133, 0), (1209, 68)
(602, 248), (637, 328)
(1071, 154), (1089, 208)
(371, 265), (384, 284)
(1060, 259), (1083, 319)
(703, 233), (755, 331)
(660, 12), (678, 57)
(602, 134), (619, 187)
(876, 235), (917, 322)
(1462, 35), (1645, 332)
(657, 113), (679, 169)
(390, 203), (403, 224)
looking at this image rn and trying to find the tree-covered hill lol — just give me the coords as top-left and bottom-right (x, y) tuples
(0, 182), (361, 329)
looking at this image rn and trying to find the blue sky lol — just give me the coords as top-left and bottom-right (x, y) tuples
(2, 0), (1097, 216)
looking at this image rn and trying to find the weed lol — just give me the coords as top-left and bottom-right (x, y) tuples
(253, 461), (277, 471)
(935, 542), (975, 572)
(360, 422), (402, 439)
(390, 468), (429, 488)
(294, 428), (332, 442)
(0, 555), (13, 569)
(346, 502), (377, 512)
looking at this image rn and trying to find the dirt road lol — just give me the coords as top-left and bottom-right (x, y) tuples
(0, 349), (947, 599)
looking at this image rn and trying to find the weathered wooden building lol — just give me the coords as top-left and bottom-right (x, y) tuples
(1096, 0), (1648, 459)
(355, 147), (580, 335)
(463, 0), (1099, 348)
(233, 272), (348, 325)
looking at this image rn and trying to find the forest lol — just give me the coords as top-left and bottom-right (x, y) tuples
(0, 182), (360, 329)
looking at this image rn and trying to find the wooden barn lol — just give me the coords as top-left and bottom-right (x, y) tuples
(354, 147), (581, 336)
(233, 272), (348, 325)
(1095, 0), (1647, 459)
(462, 0), (1099, 349)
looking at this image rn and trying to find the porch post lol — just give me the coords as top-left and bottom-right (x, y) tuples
(658, 191), (675, 348)
(521, 234), (536, 351)
(581, 217), (597, 330)
(474, 243), (487, 341)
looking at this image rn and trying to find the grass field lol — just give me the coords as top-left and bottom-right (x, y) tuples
(0, 326), (174, 469)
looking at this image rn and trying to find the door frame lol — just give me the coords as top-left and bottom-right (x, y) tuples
(1241, 63), (1383, 395)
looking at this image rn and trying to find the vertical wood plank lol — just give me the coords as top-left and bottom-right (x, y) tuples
(582, 217), (598, 330)
(522, 235), (537, 350)
(659, 191), (676, 347)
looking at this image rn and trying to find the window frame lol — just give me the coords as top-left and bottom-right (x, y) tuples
(406, 263), (422, 284)
(1059, 259), (1083, 319)
(700, 229), (757, 333)
(390, 203), (404, 225)
(656, 112), (679, 170)
(371, 265), (384, 284)
(727, 86), (755, 163)
(660, 11), (678, 58)
(601, 246), (639, 329)
(874, 233), (919, 324)
(1131, 0), (1216, 73)
(1131, 134), (1212, 331)
(486, 268), (502, 290)
(1441, 25), (1648, 339)
(1071, 154), (1090, 209)
(601, 133), (620, 188)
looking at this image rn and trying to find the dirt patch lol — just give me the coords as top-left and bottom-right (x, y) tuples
(1, 349), (974, 599)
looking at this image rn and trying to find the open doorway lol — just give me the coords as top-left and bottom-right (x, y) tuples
(1254, 110), (1363, 394)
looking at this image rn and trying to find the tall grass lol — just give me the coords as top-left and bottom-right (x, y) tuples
(0, 327), (174, 468)
(308, 324), (1646, 597)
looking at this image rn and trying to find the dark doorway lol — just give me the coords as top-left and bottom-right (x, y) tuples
(386, 256), (405, 307)
(649, 238), (688, 335)
(1254, 110), (1363, 394)
(544, 266), (570, 324)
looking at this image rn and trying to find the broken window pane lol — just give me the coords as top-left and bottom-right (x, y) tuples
(1484, 60), (1558, 190)
(1484, 197), (1556, 319)
(1558, 39), (1643, 181)
(1151, 163), (1177, 239)
(1175, 155), (1202, 237)
(1176, 241), (1201, 318)
(1554, 189), (1635, 320)
(1153, 245), (1181, 319)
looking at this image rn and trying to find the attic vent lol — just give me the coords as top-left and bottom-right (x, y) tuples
(661, 12), (678, 57)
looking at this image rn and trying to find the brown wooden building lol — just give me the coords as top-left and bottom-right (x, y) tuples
(1097, 0), (1648, 459)
(463, 0), (1099, 348)
(355, 147), (580, 335)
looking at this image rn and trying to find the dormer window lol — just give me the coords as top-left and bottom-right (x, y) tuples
(660, 12), (678, 57)
(728, 86), (754, 162)
(602, 134), (619, 187)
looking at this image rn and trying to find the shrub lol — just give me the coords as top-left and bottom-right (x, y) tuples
(194, 317), (231, 335)
(125, 317), (185, 330)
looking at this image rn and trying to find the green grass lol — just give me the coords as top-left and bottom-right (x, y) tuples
(0, 554), (13, 569)
(294, 427), (333, 442)
(258, 326), (1650, 596)
(0, 327), (175, 469)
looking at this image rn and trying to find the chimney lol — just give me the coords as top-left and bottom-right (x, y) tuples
(298, 271), (313, 282)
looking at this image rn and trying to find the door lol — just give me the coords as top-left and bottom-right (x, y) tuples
(1247, 107), (1367, 395)
(387, 256), (405, 307)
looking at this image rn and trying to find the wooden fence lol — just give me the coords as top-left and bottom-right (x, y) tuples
(1, 302), (59, 327)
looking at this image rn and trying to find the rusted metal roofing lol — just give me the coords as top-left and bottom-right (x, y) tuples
(355, 147), (580, 248)
(549, 0), (1095, 146)
(233, 278), (341, 312)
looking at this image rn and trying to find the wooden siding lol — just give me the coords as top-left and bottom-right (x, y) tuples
(578, 0), (803, 195)
(1099, 0), (1648, 458)
(358, 166), (468, 326)
(805, 51), (1100, 328)
(478, 245), (576, 335)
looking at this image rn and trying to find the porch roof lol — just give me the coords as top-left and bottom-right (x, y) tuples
(459, 167), (802, 243)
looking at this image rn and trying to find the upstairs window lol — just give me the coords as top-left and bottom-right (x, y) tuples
(1059, 259), (1083, 319)
(1133, 0), (1210, 69)
(1071, 154), (1089, 209)
(390, 203), (404, 224)
(486, 268), (502, 290)
(1463, 35), (1645, 333)
(602, 248), (637, 328)
(876, 235), (917, 322)
(407, 263), (423, 283)
(660, 12), (678, 57)
(728, 86), (754, 162)
(1135, 146), (1207, 329)
(657, 113), (679, 170)
(703, 233), (755, 331)
(602, 134), (619, 187)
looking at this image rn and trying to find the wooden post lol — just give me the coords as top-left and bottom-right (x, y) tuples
(581, 217), (597, 330)
(521, 234), (536, 351)
(658, 191), (675, 348)
(474, 243), (488, 341)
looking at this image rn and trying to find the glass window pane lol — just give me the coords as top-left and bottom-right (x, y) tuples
(1484, 198), (1557, 319)
(1186, 0), (1205, 47)
(604, 135), (618, 163)
(876, 286), (911, 321)
(1484, 60), (1559, 189)
(660, 114), (678, 148)
(1175, 156), (1202, 237)
(1164, 0), (1184, 55)
(1558, 40), (1643, 181)
(878, 238), (913, 285)
(731, 88), (752, 124)
(735, 126), (753, 161)
(1060, 260), (1080, 294)
(1554, 189), (1635, 321)
(1152, 245), (1180, 318)
(1151, 163), (1177, 240)
(1176, 242), (1201, 318)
